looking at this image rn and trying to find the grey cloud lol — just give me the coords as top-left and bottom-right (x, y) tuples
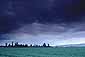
(1, 22), (85, 45)
(11, 23), (67, 35)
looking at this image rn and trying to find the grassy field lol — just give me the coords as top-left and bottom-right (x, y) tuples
(0, 47), (85, 57)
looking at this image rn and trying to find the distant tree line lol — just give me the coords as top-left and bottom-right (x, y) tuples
(0, 42), (51, 48)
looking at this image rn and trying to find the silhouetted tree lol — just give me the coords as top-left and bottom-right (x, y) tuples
(12, 41), (14, 47)
(5, 43), (7, 47)
(24, 44), (28, 47)
(34, 45), (39, 47)
(22, 44), (25, 47)
(30, 44), (32, 47)
(48, 44), (50, 47)
(15, 42), (18, 47)
(43, 43), (46, 47)
(19, 44), (23, 47)
(8, 44), (11, 47)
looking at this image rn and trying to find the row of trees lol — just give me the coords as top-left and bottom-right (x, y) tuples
(3, 42), (50, 48)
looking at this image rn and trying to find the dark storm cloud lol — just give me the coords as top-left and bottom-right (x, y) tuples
(0, 16), (20, 33)
(64, 0), (80, 16)
(0, 0), (8, 16)
(15, 0), (49, 17)
(80, 0), (85, 15)
(0, 0), (85, 42)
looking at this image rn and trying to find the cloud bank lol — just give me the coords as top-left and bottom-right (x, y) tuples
(1, 21), (85, 46)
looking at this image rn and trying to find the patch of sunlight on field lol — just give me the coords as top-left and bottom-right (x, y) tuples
(0, 47), (85, 57)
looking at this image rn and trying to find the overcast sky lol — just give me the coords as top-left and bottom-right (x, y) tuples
(0, 0), (85, 46)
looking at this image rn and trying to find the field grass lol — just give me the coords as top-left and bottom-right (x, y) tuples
(0, 47), (85, 57)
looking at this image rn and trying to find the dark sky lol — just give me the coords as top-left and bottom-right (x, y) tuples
(0, 0), (85, 46)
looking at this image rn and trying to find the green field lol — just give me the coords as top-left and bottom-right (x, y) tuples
(0, 47), (85, 57)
